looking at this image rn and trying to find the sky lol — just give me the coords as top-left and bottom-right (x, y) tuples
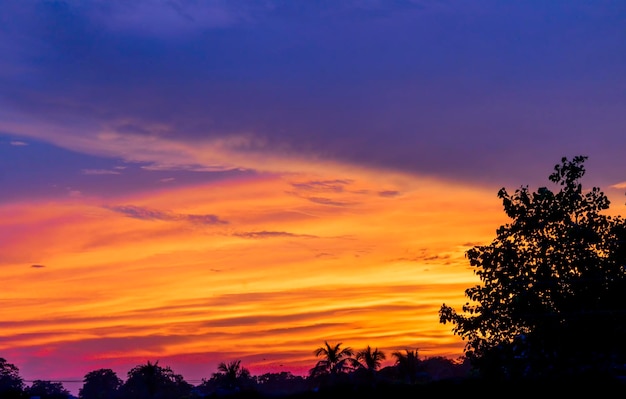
(1, 0), (625, 393)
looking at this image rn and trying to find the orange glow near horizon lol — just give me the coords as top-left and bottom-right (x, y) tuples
(6, 168), (622, 384)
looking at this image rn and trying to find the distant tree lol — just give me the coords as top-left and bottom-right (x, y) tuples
(119, 361), (192, 399)
(27, 380), (71, 399)
(79, 368), (122, 399)
(392, 349), (421, 384)
(440, 156), (626, 379)
(420, 356), (471, 381)
(211, 360), (253, 391)
(309, 341), (357, 378)
(0, 358), (24, 399)
(256, 371), (306, 395)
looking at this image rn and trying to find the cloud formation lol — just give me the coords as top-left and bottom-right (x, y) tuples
(104, 205), (227, 225)
(233, 231), (318, 240)
(290, 180), (352, 193)
(378, 190), (400, 198)
(82, 169), (121, 175)
(0, 1), (624, 187)
(306, 197), (357, 207)
(1, 1), (626, 391)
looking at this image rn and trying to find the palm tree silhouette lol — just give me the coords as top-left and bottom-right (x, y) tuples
(214, 360), (251, 390)
(392, 349), (421, 384)
(310, 341), (356, 377)
(356, 346), (386, 371)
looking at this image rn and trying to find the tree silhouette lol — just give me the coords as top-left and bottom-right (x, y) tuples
(256, 372), (306, 396)
(27, 380), (70, 399)
(356, 346), (386, 372)
(79, 368), (122, 399)
(392, 349), (421, 384)
(440, 156), (626, 379)
(0, 358), (24, 399)
(309, 341), (357, 378)
(120, 360), (191, 399)
(352, 346), (387, 386)
(211, 360), (253, 391)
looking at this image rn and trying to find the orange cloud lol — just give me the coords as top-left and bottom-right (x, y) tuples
(0, 169), (508, 383)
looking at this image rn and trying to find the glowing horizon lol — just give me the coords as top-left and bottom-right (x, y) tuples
(0, 167), (511, 382)
(3, 161), (624, 388)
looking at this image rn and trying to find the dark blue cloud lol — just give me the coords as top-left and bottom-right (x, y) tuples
(0, 0), (625, 187)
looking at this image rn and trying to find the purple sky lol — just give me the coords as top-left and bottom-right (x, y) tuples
(1, 0), (624, 200)
(1, 0), (626, 391)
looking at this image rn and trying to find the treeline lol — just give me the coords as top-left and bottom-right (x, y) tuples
(0, 342), (469, 399)
(0, 345), (470, 399)
(2, 342), (624, 399)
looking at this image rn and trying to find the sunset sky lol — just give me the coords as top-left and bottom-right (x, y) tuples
(1, 0), (625, 392)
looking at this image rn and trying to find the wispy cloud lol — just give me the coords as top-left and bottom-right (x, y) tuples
(30, 264), (45, 268)
(378, 190), (400, 198)
(233, 231), (317, 239)
(99, 0), (253, 37)
(285, 179), (365, 207)
(140, 163), (228, 172)
(611, 182), (626, 189)
(0, 1), (625, 190)
(104, 205), (227, 225)
(0, 174), (508, 385)
(290, 180), (352, 193)
(10, 141), (28, 146)
(81, 169), (121, 175)
(306, 196), (357, 207)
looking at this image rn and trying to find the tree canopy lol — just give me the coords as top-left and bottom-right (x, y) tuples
(0, 358), (24, 399)
(211, 360), (253, 391)
(440, 156), (626, 379)
(356, 346), (386, 372)
(120, 361), (191, 399)
(79, 368), (122, 399)
(27, 380), (71, 399)
(391, 349), (421, 384)
(309, 341), (357, 378)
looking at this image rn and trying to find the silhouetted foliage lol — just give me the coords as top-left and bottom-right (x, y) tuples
(419, 356), (471, 381)
(355, 346), (386, 372)
(79, 368), (122, 399)
(27, 380), (71, 399)
(309, 342), (357, 378)
(0, 358), (24, 399)
(119, 361), (192, 399)
(391, 349), (423, 384)
(350, 346), (386, 387)
(256, 372), (307, 396)
(308, 341), (359, 390)
(212, 360), (254, 392)
(440, 156), (626, 379)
